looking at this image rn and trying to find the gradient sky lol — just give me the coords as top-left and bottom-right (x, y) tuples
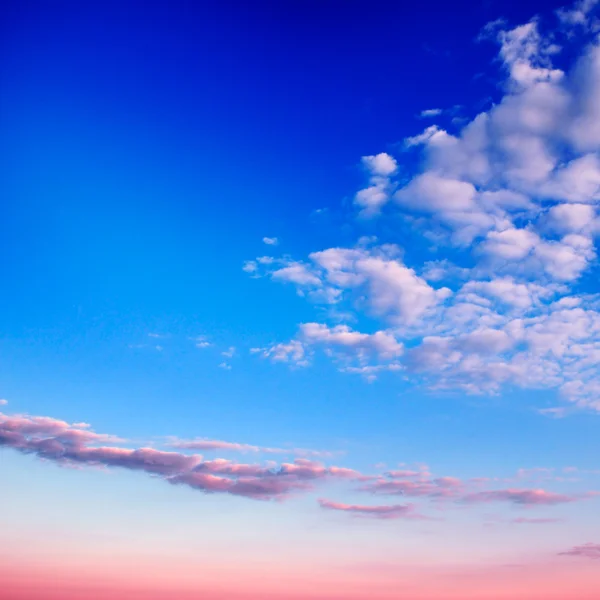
(2, 1), (600, 599)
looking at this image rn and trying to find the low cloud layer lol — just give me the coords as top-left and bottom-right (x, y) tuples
(2, 410), (597, 517)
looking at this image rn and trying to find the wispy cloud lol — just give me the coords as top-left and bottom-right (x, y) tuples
(0, 411), (360, 501)
(318, 498), (428, 520)
(2, 409), (597, 514)
(511, 517), (563, 524)
(419, 108), (442, 118)
(462, 489), (596, 506)
(558, 542), (600, 560)
(191, 335), (212, 348)
(168, 437), (336, 458)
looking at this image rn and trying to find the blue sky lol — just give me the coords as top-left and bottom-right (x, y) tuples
(2, 1), (600, 598)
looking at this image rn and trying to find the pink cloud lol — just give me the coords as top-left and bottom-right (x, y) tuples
(511, 517), (563, 524)
(384, 469), (422, 478)
(558, 542), (600, 560)
(169, 438), (334, 458)
(361, 475), (466, 498)
(318, 498), (427, 520)
(2, 409), (597, 514)
(0, 411), (365, 502)
(462, 488), (586, 505)
(67, 446), (203, 476)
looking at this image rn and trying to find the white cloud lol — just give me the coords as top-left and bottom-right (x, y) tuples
(395, 172), (477, 213)
(259, 323), (403, 377)
(420, 108), (443, 118)
(480, 227), (539, 260)
(545, 203), (597, 234)
(272, 263), (323, 286)
(245, 10), (600, 411)
(0, 399), (7, 406)
(361, 153), (397, 177)
(263, 237), (279, 246)
(262, 340), (308, 365)
(556, 0), (600, 32)
(354, 153), (398, 217)
(242, 260), (258, 273)
(192, 335), (212, 348)
(300, 323), (403, 360)
(404, 125), (446, 148)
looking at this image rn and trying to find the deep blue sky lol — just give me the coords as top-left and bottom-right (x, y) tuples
(1, 0), (598, 489)
(2, 2), (600, 597)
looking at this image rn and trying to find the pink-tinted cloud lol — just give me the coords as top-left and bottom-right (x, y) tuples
(66, 446), (203, 476)
(318, 498), (427, 520)
(384, 469), (424, 479)
(511, 517), (563, 524)
(278, 458), (369, 481)
(2, 410), (596, 514)
(0, 412), (364, 502)
(169, 437), (334, 458)
(558, 542), (600, 560)
(361, 475), (466, 498)
(0, 414), (122, 446)
(462, 488), (589, 506)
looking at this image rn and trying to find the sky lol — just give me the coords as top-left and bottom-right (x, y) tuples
(1, 0), (600, 598)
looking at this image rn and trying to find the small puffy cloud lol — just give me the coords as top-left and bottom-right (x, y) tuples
(361, 153), (397, 177)
(300, 323), (403, 360)
(419, 108), (443, 118)
(263, 237), (279, 246)
(558, 542), (600, 560)
(0, 399), (7, 406)
(218, 362), (232, 370)
(243, 261), (259, 273)
(354, 153), (398, 217)
(222, 347), (236, 358)
(262, 340), (308, 366)
(258, 323), (403, 377)
(272, 263), (323, 286)
(404, 125), (446, 148)
(191, 335), (212, 348)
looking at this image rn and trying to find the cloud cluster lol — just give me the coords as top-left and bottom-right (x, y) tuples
(3, 410), (597, 515)
(245, 9), (600, 411)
